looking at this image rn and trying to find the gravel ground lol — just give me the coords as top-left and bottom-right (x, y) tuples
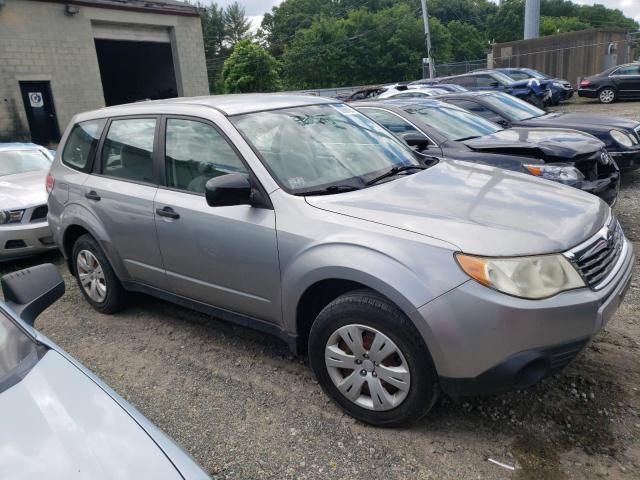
(2, 98), (639, 480)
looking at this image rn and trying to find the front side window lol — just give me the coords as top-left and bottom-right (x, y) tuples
(0, 150), (51, 177)
(449, 77), (475, 87)
(612, 65), (640, 76)
(0, 311), (41, 394)
(482, 92), (545, 121)
(404, 104), (502, 141)
(61, 119), (106, 171)
(360, 108), (419, 135)
(165, 119), (247, 193)
(101, 118), (156, 183)
(475, 74), (500, 87)
(504, 71), (530, 81)
(232, 104), (419, 193)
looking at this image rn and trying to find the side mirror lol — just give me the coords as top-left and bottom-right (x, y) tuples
(1, 264), (65, 326)
(205, 173), (252, 207)
(402, 132), (431, 151)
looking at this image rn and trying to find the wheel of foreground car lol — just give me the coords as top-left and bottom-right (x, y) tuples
(308, 289), (439, 427)
(72, 234), (127, 314)
(598, 88), (616, 104)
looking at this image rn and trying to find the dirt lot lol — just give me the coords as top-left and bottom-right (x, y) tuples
(2, 98), (639, 479)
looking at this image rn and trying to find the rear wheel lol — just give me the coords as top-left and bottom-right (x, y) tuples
(598, 87), (616, 104)
(72, 234), (127, 314)
(308, 290), (439, 427)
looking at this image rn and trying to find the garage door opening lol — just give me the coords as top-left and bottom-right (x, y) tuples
(95, 39), (178, 106)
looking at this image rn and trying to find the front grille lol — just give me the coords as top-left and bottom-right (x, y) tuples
(29, 205), (48, 222)
(574, 149), (617, 181)
(567, 216), (625, 289)
(635, 126), (640, 142)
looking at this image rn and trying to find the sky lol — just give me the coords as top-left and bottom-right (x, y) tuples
(201, 0), (640, 24)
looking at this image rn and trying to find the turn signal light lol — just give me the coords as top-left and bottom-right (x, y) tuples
(46, 174), (55, 194)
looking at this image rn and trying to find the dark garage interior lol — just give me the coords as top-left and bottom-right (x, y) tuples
(95, 39), (178, 106)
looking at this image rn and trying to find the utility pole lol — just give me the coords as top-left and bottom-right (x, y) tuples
(524, 0), (540, 40)
(420, 0), (435, 79)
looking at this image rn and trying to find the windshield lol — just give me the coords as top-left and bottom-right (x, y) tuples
(0, 150), (51, 177)
(0, 310), (41, 393)
(231, 104), (420, 193)
(482, 92), (546, 121)
(404, 104), (502, 141)
(525, 69), (548, 80)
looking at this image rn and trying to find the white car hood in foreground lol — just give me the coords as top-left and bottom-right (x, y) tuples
(0, 350), (182, 480)
(0, 171), (48, 210)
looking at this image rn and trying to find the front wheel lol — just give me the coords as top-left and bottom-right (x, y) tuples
(308, 290), (439, 427)
(598, 87), (616, 104)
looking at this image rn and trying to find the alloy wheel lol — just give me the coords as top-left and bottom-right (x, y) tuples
(324, 324), (411, 411)
(76, 249), (107, 303)
(599, 89), (615, 104)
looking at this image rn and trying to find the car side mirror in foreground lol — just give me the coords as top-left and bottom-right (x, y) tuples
(402, 132), (431, 151)
(1, 264), (65, 326)
(205, 173), (253, 207)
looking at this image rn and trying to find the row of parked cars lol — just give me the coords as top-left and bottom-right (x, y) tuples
(0, 77), (637, 476)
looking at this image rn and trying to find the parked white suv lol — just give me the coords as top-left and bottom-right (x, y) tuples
(47, 94), (634, 426)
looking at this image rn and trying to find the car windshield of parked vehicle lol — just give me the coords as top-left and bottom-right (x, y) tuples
(0, 311), (40, 393)
(403, 104), (502, 141)
(232, 104), (421, 194)
(0, 150), (51, 177)
(482, 93), (546, 121)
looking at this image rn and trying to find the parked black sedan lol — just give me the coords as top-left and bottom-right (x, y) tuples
(354, 99), (619, 205)
(578, 62), (640, 104)
(436, 91), (640, 171)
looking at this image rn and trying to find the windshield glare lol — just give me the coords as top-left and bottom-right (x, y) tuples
(232, 104), (420, 193)
(0, 150), (51, 177)
(405, 105), (502, 141)
(482, 93), (546, 121)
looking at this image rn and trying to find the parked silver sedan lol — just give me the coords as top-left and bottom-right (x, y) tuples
(0, 143), (57, 261)
(0, 264), (210, 479)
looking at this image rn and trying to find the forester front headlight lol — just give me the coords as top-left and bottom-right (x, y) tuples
(456, 253), (585, 299)
(0, 210), (25, 225)
(610, 129), (636, 147)
(524, 163), (584, 183)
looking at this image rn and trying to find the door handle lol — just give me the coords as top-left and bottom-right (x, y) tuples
(85, 190), (101, 201)
(156, 206), (180, 220)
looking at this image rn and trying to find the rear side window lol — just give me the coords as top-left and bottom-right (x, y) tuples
(101, 118), (156, 183)
(449, 77), (475, 88)
(61, 119), (106, 171)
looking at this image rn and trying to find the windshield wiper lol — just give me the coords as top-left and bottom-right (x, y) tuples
(365, 165), (427, 186)
(456, 135), (483, 141)
(296, 184), (362, 196)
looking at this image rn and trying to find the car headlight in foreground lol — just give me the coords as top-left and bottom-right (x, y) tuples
(524, 163), (584, 183)
(610, 129), (637, 148)
(456, 253), (585, 299)
(0, 209), (25, 224)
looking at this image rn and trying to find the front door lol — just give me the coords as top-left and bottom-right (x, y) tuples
(19, 81), (60, 146)
(154, 117), (281, 323)
(611, 64), (640, 98)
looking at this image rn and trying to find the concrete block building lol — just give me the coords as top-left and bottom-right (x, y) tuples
(0, 0), (209, 145)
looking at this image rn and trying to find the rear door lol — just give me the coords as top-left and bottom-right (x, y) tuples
(153, 116), (281, 323)
(610, 64), (640, 98)
(83, 116), (167, 288)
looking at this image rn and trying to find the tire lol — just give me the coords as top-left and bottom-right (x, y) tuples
(598, 87), (616, 104)
(308, 289), (439, 427)
(72, 234), (127, 314)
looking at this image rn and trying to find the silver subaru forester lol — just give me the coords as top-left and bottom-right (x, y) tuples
(47, 94), (634, 427)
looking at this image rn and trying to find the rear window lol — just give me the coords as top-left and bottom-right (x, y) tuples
(62, 119), (106, 171)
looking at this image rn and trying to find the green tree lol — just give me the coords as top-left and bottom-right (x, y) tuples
(222, 40), (280, 93)
(540, 16), (590, 36)
(487, 0), (525, 43)
(224, 2), (252, 45)
(447, 20), (488, 61)
(200, 2), (227, 93)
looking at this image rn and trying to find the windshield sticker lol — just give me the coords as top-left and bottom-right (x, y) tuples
(288, 176), (307, 188)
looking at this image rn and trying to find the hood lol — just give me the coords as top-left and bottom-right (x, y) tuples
(530, 112), (640, 132)
(0, 170), (48, 209)
(306, 160), (608, 256)
(0, 350), (182, 480)
(462, 127), (603, 160)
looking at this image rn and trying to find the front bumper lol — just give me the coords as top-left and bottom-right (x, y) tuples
(416, 239), (634, 397)
(610, 149), (640, 171)
(0, 221), (57, 261)
(578, 173), (620, 206)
